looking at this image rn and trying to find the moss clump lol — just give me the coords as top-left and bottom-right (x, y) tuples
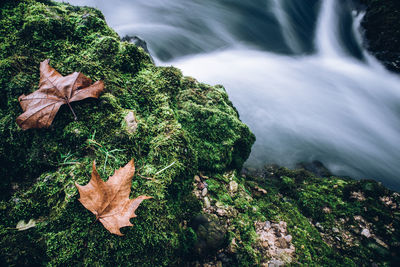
(0, 0), (254, 266)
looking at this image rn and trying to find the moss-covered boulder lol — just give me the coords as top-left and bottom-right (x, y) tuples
(0, 0), (254, 265)
(1, 0), (399, 266)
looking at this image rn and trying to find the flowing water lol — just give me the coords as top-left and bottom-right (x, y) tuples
(58, 0), (400, 190)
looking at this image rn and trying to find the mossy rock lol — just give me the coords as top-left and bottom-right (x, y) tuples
(0, 0), (254, 266)
(1, 0), (399, 266)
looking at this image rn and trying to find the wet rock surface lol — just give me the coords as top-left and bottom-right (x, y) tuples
(358, 0), (400, 73)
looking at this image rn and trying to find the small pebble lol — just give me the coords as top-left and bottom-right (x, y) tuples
(361, 228), (371, 238)
(202, 187), (208, 196)
(229, 181), (238, 194)
(197, 182), (206, 190)
(284, 234), (292, 242)
(204, 197), (211, 208)
(200, 174), (209, 179)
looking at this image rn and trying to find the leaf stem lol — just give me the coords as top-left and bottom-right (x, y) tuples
(66, 100), (78, 121)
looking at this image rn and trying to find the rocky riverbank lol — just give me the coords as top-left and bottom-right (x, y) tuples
(0, 0), (399, 266)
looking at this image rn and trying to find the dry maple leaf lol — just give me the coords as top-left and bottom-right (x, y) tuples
(16, 59), (104, 130)
(75, 159), (152, 236)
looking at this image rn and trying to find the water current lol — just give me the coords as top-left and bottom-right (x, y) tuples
(58, 0), (400, 190)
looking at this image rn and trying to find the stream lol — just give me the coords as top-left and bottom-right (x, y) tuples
(57, 0), (400, 190)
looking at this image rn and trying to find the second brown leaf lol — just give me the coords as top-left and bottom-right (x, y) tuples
(75, 159), (152, 236)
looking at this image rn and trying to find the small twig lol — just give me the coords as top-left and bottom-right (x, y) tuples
(135, 161), (154, 180)
(136, 161), (177, 180)
(154, 161), (176, 176)
(137, 173), (154, 180)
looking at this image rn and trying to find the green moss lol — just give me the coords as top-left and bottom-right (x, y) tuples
(190, 164), (399, 266)
(0, 0), (254, 266)
(1, 0), (398, 266)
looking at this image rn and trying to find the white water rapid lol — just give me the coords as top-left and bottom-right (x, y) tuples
(58, 0), (400, 190)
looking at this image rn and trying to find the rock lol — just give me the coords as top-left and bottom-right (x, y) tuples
(216, 208), (226, 216)
(197, 182), (206, 190)
(16, 219), (37, 231)
(361, 229), (372, 238)
(228, 238), (238, 254)
(350, 191), (366, 201)
(277, 237), (289, 249)
(200, 174), (209, 180)
(359, 0), (400, 73)
(322, 206), (331, 213)
(284, 235), (292, 243)
(268, 259), (284, 267)
(217, 253), (229, 263)
(296, 160), (331, 177)
(229, 181), (238, 194)
(215, 201), (225, 209)
(0, 0), (256, 266)
(374, 237), (389, 249)
(192, 215), (226, 256)
(121, 35), (154, 62)
(255, 186), (267, 194)
(265, 221), (271, 230)
(124, 111), (138, 133)
(202, 187), (208, 197)
(204, 197), (211, 209)
(256, 220), (295, 265)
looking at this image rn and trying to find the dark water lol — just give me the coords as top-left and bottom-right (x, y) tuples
(59, 0), (400, 190)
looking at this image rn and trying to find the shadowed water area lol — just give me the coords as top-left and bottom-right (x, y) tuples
(58, 0), (400, 190)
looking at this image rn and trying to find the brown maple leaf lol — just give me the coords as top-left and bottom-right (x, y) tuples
(16, 59), (104, 130)
(75, 159), (152, 236)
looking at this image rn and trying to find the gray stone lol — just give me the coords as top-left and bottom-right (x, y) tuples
(204, 197), (211, 208)
(265, 221), (271, 230)
(361, 228), (371, 238)
(284, 234), (292, 242)
(124, 111), (138, 133)
(229, 181), (238, 194)
(201, 187), (208, 197)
